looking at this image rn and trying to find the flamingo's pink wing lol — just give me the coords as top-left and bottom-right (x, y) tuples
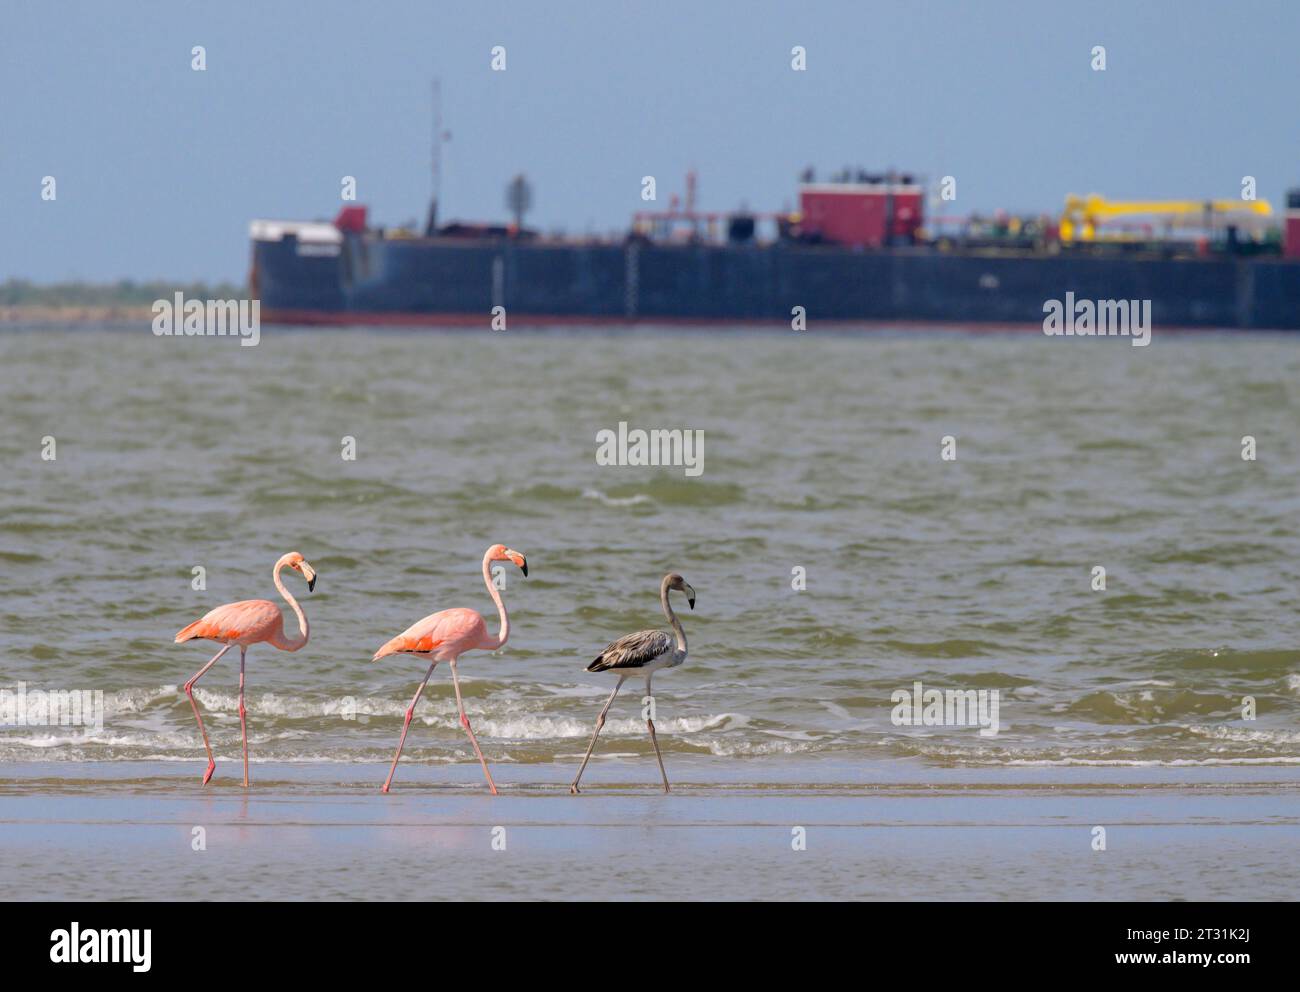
(372, 607), (486, 660)
(175, 599), (282, 644)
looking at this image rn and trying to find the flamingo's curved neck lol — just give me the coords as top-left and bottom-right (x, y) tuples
(483, 550), (509, 650)
(271, 560), (309, 651)
(661, 580), (686, 655)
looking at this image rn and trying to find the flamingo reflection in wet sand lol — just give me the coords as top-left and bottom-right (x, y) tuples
(373, 544), (529, 794)
(174, 552), (317, 787)
(570, 573), (695, 795)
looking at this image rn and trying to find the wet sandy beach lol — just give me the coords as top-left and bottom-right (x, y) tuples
(3, 759), (1297, 900)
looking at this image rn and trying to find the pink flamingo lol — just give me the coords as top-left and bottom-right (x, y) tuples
(174, 551), (316, 787)
(372, 543), (529, 794)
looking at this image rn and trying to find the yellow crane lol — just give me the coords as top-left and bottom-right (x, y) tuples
(1059, 193), (1272, 242)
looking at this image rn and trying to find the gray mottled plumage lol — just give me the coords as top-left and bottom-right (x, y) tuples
(587, 628), (673, 672)
(570, 573), (694, 794)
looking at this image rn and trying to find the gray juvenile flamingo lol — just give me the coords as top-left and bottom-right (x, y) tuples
(570, 573), (695, 795)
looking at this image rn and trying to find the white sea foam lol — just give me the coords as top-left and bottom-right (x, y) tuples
(581, 488), (654, 507)
(102, 685), (177, 715)
(1181, 723), (1300, 745)
(477, 711), (740, 740)
(706, 738), (821, 756)
(7, 674), (1298, 766)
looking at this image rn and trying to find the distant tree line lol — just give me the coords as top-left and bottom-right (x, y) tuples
(0, 279), (248, 306)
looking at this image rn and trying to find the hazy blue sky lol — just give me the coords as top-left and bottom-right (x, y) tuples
(3, 0), (1298, 283)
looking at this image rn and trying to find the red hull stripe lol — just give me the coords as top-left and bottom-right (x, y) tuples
(260, 307), (1234, 335)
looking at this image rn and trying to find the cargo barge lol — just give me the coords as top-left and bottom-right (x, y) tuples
(250, 172), (1300, 330)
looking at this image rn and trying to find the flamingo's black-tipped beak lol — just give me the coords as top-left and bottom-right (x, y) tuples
(688, 596), (695, 609)
(308, 576), (316, 592)
(504, 548), (528, 576)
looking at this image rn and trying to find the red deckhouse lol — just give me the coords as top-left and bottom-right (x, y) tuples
(797, 181), (924, 247)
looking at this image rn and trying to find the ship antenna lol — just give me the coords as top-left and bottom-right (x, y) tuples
(427, 77), (443, 235)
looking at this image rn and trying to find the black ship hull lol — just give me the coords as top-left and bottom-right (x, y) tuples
(251, 233), (1300, 330)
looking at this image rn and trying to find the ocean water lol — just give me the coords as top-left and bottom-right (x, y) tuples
(2, 325), (1300, 775)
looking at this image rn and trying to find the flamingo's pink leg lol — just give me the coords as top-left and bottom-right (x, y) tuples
(238, 647), (249, 788)
(570, 676), (626, 795)
(382, 661), (436, 793)
(449, 659), (498, 795)
(183, 644), (231, 786)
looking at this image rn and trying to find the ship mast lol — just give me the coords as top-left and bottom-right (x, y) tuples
(427, 77), (443, 235)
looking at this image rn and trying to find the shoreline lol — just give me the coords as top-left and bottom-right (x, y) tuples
(7, 757), (1300, 788)
(0, 305), (155, 325)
